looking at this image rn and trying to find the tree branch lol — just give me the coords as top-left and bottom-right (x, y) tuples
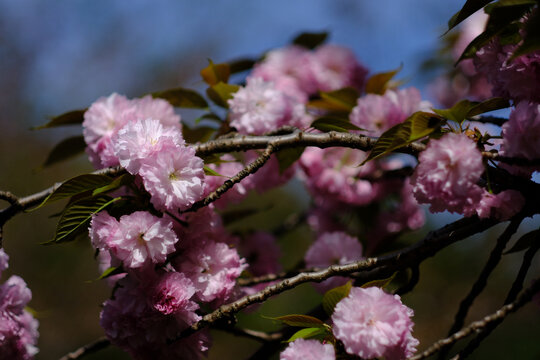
(410, 277), (540, 360)
(439, 217), (522, 359)
(172, 216), (498, 342)
(58, 336), (110, 360)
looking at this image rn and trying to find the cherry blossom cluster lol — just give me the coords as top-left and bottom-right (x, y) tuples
(0, 249), (39, 360)
(280, 286), (418, 360)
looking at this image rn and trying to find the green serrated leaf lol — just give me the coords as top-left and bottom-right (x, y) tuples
(287, 327), (329, 343)
(362, 112), (445, 165)
(183, 125), (216, 144)
(311, 117), (362, 133)
(92, 174), (134, 196)
(31, 174), (117, 211)
(201, 60), (231, 86)
(447, 0), (492, 31)
(195, 112), (222, 125)
(504, 229), (540, 254)
(467, 97), (510, 117)
(41, 135), (86, 168)
(276, 147), (305, 174)
(433, 100), (476, 124)
(365, 65), (403, 95)
(361, 273), (397, 289)
(203, 165), (225, 177)
(292, 31), (328, 49)
(268, 314), (325, 328)
(319, 87), (359, 112)
(32, 109), (86, 130)
(151, 87), (208, 109)
(45, 196), (121, 245)
(227, 58), (257, 74)
(206, 82), (240, 108)
(322, 281), (352, 316)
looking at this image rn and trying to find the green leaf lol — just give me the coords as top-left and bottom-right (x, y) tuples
(447, 0), (492, 31)
(287, 327), (329, 343)
(195, 112), (222, 125)
(467, 97), (510, 117)
(311, 117), (362, 133)
(361, 112), (446, 165)
(45, 196), (121, 244)
(504, 229), (540, 254)
(227, 58), (257, 74)
(276, 147), (305, 174)
(361, 273), (397, 289)
(292, 31), (328, 49)
(364, 65), (403, 95)
(92, 174), (134, 196)
(41, 135), (86, 168)
(203, 165), (225, 177)
(319, 87), (359, 112)
(269, 314), (325, 328)
(152, 87), (208, 109)
(433, 98), (510, 124)
(95, 266), (124, 281)
(322, 281), (352, 316)
(31, 174), (117, 211)
(32, 109), (86, 130)
(182, 125), (216, 144)
(206, 82), (240, 108)
(200, 60), (231, 86)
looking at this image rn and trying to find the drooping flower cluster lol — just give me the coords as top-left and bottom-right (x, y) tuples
(411, 132), (524, 220)
(331, 286), (418, 360)
(0, 249), (39, 360)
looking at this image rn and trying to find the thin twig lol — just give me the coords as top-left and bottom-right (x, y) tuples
(214, 326), (283, 343)
(58, 336), (110, 360)
(411, 278), (540, 360)
(172, 216), (497, 342)
(439, 217), (522, 359)
(183, 145), (275, 213)
(0, 191), (19, 206)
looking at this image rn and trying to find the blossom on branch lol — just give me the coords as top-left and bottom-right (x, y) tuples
(280, 338), (336, 360)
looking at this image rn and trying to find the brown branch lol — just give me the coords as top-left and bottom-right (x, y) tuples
(410, 277), (540, 360)
(183, 145), (275, 213)
(58, 336), (110, 360)
(0, 191), (19, 206)
(440, 217), (522, 359)
(172, 216), (498, 342)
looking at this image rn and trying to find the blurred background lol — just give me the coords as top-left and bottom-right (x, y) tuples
(0, 0), (539, 359)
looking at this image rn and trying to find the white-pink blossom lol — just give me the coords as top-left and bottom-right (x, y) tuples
(114, 118), (184, 174)
(280, 339), (335, 360)
(332, 287), (418, 360)
(132, 95), (181, 129)
(305, 232), (363, 292)
(411, 132), (484, 216)
(139, 145), (205, 212)
(176, 240), (247, 303)
(102, 211), (178, 269)
(312, 44), (368, 92)
(350, 87), (430, 136)
(476, 189), (525, 220)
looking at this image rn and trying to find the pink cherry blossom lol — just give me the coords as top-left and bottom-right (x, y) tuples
(176, 240), (247, 304)
(332, 287), (418, 360)
(476, 189), (525, 220)
(280, 339), (335, 360)
(350, 87), (430, 136)
(0, 249), (8, 279)
(228, 77), (293, 135)
(0, 310), (39, 360)
(139, 145), (205, 212)
(252, 45), (318, 96)
(245, 151), (296, 193)
(312, 44), (368, 92)
(501, 101), (540, 161)
(114, 118), (184, 174)
(100, 211), (178, 269)
(0, 276), (32, 315)
(411, 132), (484, 216)
(203, 155), (252, 209)
(305, 231), (363, 292)
(89, 211), (120, 250)
(132, 95), (182, 129)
